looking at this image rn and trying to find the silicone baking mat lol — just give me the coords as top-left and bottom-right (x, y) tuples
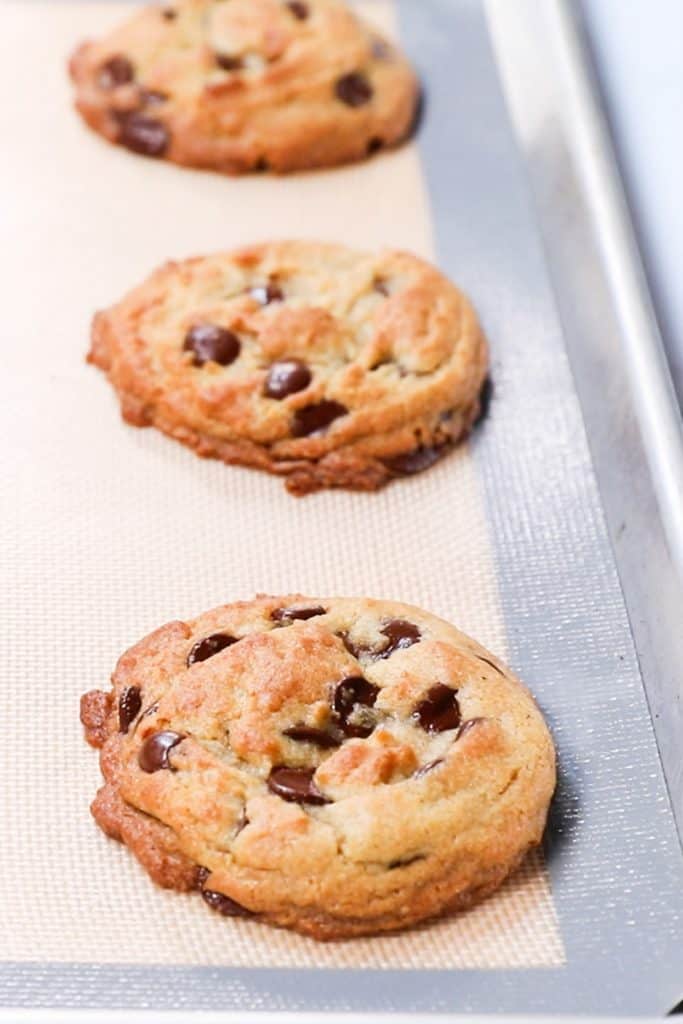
(0, 0), (681, 1015)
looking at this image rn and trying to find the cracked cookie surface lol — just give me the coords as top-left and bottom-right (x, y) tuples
(88, 241), (488, 494)
(69, 0), (418, 173)
(81, 595), (556, 939)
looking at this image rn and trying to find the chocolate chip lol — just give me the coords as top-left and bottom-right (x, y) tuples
(138, 730), (184, 772)
(292, 400), (347, 437)
(139, 87), (168, 106)
(413, 758), (443, 779)
(367, 136), (383, 155)
(373, 278), (390, 296)
(282, 725), (341, 748)
(413, 684), (461, 734)
(267, 766), (330, 805)
(118, 686), (142, 734)
(201, 888), (253, 917)
(118, 113), (169, 157)
(333, 676), (379, 738)
(215, 53), (244, 71)
(98, 55), (134, 89)
(379, 619), (421, 658)
(337, 632), (372, 660)
(334, 676), (378, 714)
(339, 622), (420, 663)
(184, 324), (240, 367)
(249, 282), (284, 306)
(474, 376), (494, 427)
(335, 71), (373, 107)
(384, 445), (444, 476)
(286, 1), (309, 18)
(271, 604), (326, 623)
(264, 360), (311, 399)
(456, 717), (485, 740)
(187, 632), (239, 666)
(161, 7), (176, 20)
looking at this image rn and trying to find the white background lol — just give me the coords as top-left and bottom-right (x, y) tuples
(581, 0), (683, 406)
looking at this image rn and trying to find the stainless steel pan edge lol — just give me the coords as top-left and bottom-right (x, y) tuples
(487, 0), (683, 840)
(2, 1013), (680, 1024)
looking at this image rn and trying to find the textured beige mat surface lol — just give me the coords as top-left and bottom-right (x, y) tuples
(0, 1), (564, 969)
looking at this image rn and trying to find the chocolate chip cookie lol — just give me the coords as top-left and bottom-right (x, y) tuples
(81, 595), (556, 939)
(88, 241), (488, 494)
(68, 0), (418, 173)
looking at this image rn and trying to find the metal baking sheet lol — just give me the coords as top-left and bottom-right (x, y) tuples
(1, 0), (682, 1018)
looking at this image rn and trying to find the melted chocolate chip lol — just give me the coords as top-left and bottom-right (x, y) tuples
(334, 676), (378, 714)
(271, 605), (326, 623)
(98, 55), (134, 89)
(264, 360), (312, 399)
(201, 888), (253, 917)
(335, 71), (373, 107)
(413, 684), (461, 734)
(413, 758), (444, 779)
(267, 766), (330, 805)
(283, 724), (341, 749)
(118, 686), (142, 734)
(118, 113), (169, 157)
(456, 717), (485, 740)
(286, 1), (309, 18)
(187, 632), (239, 666)
(184, 324), (240, 367)
(215, 53), (244, 71)
(138, 730), (184, 772)
(367, 136), (383, 155)
(379, 619), (421, 658)
(249, 282), (284, 306)
(292, 400), (347, 437)
(338, 632), (372, 660)
(384, 445), (444, 476)
(333, 676), (379, 738)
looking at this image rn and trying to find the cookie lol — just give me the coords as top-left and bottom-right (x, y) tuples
(81, 595), (556, 939)
(88, 241), (489, 494)
(68, 0), (418, 173)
